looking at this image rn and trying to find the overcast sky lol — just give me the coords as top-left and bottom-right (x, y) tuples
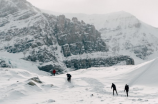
(27, 0), (158, 27)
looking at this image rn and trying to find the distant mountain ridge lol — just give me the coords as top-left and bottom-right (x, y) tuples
(47, 11), (158, 61)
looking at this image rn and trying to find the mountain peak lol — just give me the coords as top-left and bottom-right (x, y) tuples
(0, 0), (39, 14)
(107, 11), (133, 15)
(103, 11), (136, 20)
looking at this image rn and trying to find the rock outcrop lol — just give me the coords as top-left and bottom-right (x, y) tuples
(0, 59), (12, 68)
(55, 15), (108, 57)
(38, 64), (64, 74)
(65, 56), (134, 70)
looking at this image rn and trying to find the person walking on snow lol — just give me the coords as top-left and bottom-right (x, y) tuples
(66, 73), (72, 82)
(52, 69), (56, 76)
(111, 83), (118, 96)
(124, 84), (129, 97)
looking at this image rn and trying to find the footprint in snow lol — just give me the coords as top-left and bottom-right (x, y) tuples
(132, 99), (136, 101)
(145, 100), (148, 102)
(138, 98), (143, 101)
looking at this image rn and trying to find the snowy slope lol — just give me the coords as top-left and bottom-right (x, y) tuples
(0, 0), (42, 32)
(1, 58), (158, 104)
(0, 51), (50, 76)
(127, 58), (158, 86)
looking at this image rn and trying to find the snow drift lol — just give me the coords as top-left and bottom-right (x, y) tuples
(127, 58), (158, 86)
(1, 58), (158, 103)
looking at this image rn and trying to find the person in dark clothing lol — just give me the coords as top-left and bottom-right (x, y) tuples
(52, 69), (56, 76)
(111, 83), (118, 96)
(66, 73), (71, 82)
(124, 84), (129, 97)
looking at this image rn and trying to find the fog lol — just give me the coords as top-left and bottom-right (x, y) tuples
(27, 0), (158, 27)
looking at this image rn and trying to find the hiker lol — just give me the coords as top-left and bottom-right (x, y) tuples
(66, 73), (71, 82)
(124, 84), (129, 97)
(52, 69), (56, 76)
(111, 83), (118, 96)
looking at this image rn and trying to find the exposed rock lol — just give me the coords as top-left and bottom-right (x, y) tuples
(72, 17), (78, 23)
(65, 56), (134, 70)
(25, 46), (57, 63)
(0, 59), (11, 68)
(55, 16), (108, 57)
(57, 15), (66, 31)
(133, 45), (152, 60)
(30, 77), (42, 83)
(28, 81), (36, 86)
(81, 20), (85, 24)
(38, 64), (64, 74)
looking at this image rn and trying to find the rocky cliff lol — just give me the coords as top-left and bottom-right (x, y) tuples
(54, 15), (108, 57)
(0, 59), (12, 68)
(65, 56), (134, 70)
(63, 12), (158, 61)
(0, 0), (134, 73)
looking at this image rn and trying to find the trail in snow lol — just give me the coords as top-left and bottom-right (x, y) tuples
(81, 77), (106, 94)
(1, 58), (158, 103)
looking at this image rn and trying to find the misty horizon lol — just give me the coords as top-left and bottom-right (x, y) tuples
(27, 0), (158, 28)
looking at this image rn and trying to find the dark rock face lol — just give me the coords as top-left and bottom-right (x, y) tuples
(126, 58), (134, 65)
(0, 59), (11, 68)
(65, 56), (134, 70)
(62, 44), (71, 57)
(55, 15), (108, 57)
(133, 45), (153, 60)
(29, 77), (42, 83)
(3, 17), (57, 53)
(28, 81), (36, 86)
(25, 46), (57, 63)
(38, 64), (64, 74)
(69, 42), (85, 55)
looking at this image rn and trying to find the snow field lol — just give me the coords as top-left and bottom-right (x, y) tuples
(1, 58), (158, 104)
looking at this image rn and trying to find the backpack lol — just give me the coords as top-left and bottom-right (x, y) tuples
(125, 85), (129, 90)
(67, 74), (71, 78)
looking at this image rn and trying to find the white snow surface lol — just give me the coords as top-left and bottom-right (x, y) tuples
(1, 51), (158, 104)
(0, 51), (49, 76)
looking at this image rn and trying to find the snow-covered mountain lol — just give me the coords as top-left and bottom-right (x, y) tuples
(53, 12), (158, 61)
(0, 0), (134, 73)
(1, 1), (158, 103)
(0, 0), (63, 72)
